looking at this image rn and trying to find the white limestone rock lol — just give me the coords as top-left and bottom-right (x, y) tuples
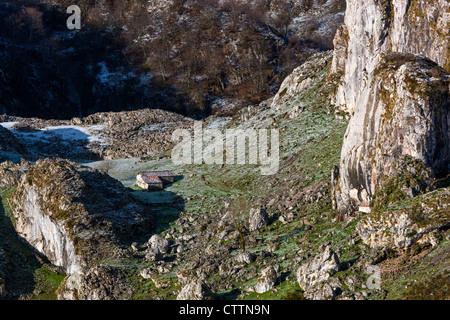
(254, 266), (278, 294)
(296, 246), (340, 298)
(329, 0), (450, 211)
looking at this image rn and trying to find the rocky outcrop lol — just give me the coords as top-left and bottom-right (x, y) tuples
(1, 108), (193, 162)
(296, 246), (341, 300)
(333, 0), (449, 114)
(271, 51), (334, 109)
(254, 265), (279, 294)
(357, 188), (449, 249)
(248, 208), (269, 232)
(148, 235), (169, 254)
(330, 0), (450, 211)
(0, 126), (26, 161)
(176, 269), (214, 300)
(329, 24), (348, 75)
(177, 278), (214, 300)
(146, 234), (169, 261)
(68, 265), (133, 300)
(234, 252), (255, 265)
(336, 55), (449, 210)
(0, 160), (31, 189)
(8, 158), (154, 299)
(72, 108), (193, 159)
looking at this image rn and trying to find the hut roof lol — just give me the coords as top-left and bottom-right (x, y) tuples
(140, 170), (174, 177)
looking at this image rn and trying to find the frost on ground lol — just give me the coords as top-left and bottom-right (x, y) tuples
(0, 122), (107, 161)
(0, 123), (106, 144)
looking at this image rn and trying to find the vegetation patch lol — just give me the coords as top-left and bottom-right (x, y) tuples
(372, 157), (435, 212)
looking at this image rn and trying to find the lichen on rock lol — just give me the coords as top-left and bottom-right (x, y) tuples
(371, 156), (436, 212)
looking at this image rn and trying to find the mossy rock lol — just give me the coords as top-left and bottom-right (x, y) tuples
(372, 157), (435, 212)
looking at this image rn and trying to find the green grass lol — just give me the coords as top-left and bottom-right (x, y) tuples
(31, 267), (66, 300)
(383, 239), (450, 300)
(240, 279), (305, 300)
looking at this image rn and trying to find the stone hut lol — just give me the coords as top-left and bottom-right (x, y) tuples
(136, 171), (174, 191)
(358, 201), (371, 214)
(147, 171), (174, 184)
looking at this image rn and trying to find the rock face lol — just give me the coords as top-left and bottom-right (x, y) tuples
(332, 0), (449, 113)
(8, 158), (154, 299)
(330, 0), (450, 211)
(335, 55), (449, 210)
(296, 246), (340, 300)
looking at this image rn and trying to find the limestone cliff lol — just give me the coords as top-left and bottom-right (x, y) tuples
(330, 0), (450, 211)
(332, 0), (449, 114)
(8, 159), (154, 299)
